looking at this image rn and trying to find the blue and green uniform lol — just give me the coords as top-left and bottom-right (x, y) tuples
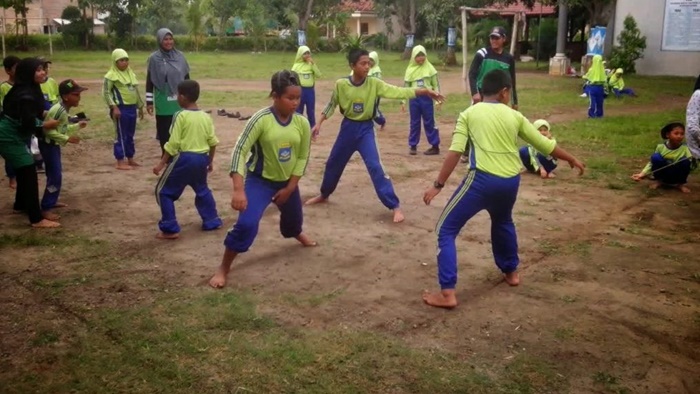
(468, 47), (518, 105)
(640, 142), (694, 185)
(585, 55), (606, 118)
(404, 45), (440, 149)
(155, 109), (222, 234)
(435, 102), (556, 290)
(225, 108), (311, 252)
(291, 46), (322, 128)
(1, 81), (15, 179)
(319, 76), (418, 209)
(519, 119), (557, 174)
(103, 49), (144, 161)
(40, 102), (81, 211)
(41, 77), (59, 110)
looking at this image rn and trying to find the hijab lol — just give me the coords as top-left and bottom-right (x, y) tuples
(533, 119), (550, 131)
(586, 55), (607, 83)
(291, 46), (313, 74)
(404, 45), (438, 82)
(147, 28), (189, 94)
(104, 48), (138, 86)
(368, 51), (381, 77)
(3, 57), (45, 118)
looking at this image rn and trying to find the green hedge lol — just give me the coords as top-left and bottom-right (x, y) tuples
(1, 33), (377, 53)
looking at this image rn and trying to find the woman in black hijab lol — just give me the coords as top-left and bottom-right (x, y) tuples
(0, 57), (60, 228)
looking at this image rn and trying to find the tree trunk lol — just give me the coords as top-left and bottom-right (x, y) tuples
(400, 0), (416, 59)
(446, 46), (456, 65)
(298, 0), (315, 31)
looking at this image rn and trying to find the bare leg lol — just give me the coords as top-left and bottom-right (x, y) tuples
(305, 195), (327, 205)
(8, 178), (16, 189)
(31, 219), (60, 229)
(209, 248), (238, 288)
(677, 184), (691, 193)
(504, 271), (520, 286)
(116, 160), (132, 170)
(393, 208), (405, 223)
(42, 211), (60, 221)
(127, 158), (141, 167)
(295, 232), (318, 247)
(53, 202), (68, 208)
(422, 289), (458, 309)
(156, 232), (179, 240)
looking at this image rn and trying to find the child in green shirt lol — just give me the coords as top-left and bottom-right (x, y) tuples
(422, 70), (585, 309)
(1, 55), (20, 189)
(402, 45), (441, 155)
(291, 46), (322, 128)
(632, 122), (695, 193)
(40, 79), (89, 213)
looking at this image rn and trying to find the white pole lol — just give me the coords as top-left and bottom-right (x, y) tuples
(510, 12), (518, 56)
(461, 8), (468, 94)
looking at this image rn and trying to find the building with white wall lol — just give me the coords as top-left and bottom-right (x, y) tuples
(613, 0), (700, 76)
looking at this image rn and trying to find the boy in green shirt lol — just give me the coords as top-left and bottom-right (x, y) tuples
(40, 79), (89, 213)
(422, 70), (585, 308)
(153, 80), (222, 240)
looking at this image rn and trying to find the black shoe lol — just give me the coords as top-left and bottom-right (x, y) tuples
(409, 146), (417, 155)
(423, 146), (440, 155)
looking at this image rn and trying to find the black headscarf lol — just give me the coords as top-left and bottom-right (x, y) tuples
(2, 57), (46, 136)
(694, 74), (700, 92)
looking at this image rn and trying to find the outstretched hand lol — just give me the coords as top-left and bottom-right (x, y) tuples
(423, 186), (441, 205)
(429, 91), (445, 104)
(568, 158), (586, 176)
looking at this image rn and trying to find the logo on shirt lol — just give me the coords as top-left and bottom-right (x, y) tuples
(278, 143), (292, 162)
(352, 101), (364, 114)
(416, 79), (425, 87)
(303, 74), (311, 79)
(167, 94), (177, 101)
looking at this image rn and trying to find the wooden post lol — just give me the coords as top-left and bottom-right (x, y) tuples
(510, 13), (518, 56)
(47, 18), (53, 56)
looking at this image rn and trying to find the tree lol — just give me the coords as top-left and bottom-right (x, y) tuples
(243, 1), (268, 52)
(206, 0), (243, 36)
(0, 0), (32, 49)
(185, 0), (205, 51)
(374, 0), (419, 59)
(567, 0), (616, 26)
(609, 15), (645, 73)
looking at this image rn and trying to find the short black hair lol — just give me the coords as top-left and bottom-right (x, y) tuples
(660, 122), (684, 139)
(177, 80), (200, 102)
(3, 55), (20, 71)
(270, 70), (300, 97)
(480, 69), (512, 96)
(348, 48), (369, 65)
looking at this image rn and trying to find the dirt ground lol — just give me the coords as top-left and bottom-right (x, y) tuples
(1, 72), (699, 393)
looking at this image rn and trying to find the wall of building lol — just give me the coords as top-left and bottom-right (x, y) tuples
(615, 0), (700, 76)
(344, 14), (400, 41)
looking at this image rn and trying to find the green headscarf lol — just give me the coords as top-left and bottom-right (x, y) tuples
(369, 51), (381, 77)
(104, 49), (138, 86)
(404, 45), (437, 82)
(586, 55), (606, 83)
(291, 46), (313, 74)
(533, 119), (550, 131)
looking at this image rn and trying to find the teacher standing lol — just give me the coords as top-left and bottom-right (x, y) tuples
(686, 74), (700, 159)
(146, 28), (190, 153)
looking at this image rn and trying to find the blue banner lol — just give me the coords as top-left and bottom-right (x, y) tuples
(587, 26), (606, 55)
(447, 27), (457, 47)
(297, 30), (306, 47)
(405, 34), (414, 49)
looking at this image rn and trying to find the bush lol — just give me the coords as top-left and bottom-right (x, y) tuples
(608, 15), (646, 74)
(530, 18), (557, 61)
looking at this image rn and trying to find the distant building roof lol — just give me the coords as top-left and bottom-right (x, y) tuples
(469, 1), (556, 17)
(338, 0), (375, 13)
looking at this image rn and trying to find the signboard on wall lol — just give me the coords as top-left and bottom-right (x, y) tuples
(662, 0), (700, 51)
(587, 26), (606, 55)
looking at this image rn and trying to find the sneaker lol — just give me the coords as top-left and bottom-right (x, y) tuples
(409, 146), (417, 155)
(423, 146), (440, 155)
(579, 93), (587, 98)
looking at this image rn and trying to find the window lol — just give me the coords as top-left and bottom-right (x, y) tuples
(360, 22), (369, 36)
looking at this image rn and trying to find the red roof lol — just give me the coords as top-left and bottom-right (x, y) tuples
(469, 1), (556, 16)
(338, 0), (375, 12)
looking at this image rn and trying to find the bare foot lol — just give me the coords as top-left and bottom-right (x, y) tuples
(53, 202), (68, 208)
(8, 178), (16, 189)
(649, 181), (662, 190)
(42, 211), (60, 221)
(209, 265), (230, 289)
(116, 163), (132, 170)
(305, 195), (327, 205)
(547, 173), (556, 178)
(295, 233), (318, 247)
(677, 184), (691, 193)
(504, 271), (520, 286)
(393, 208), (405, 223)
(31, 219), (60, 228)
(156, 232), (179, 240)
(380, 124), (385, 131)
(128, 159), (141, 167)
(422, 289), (458, 309)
